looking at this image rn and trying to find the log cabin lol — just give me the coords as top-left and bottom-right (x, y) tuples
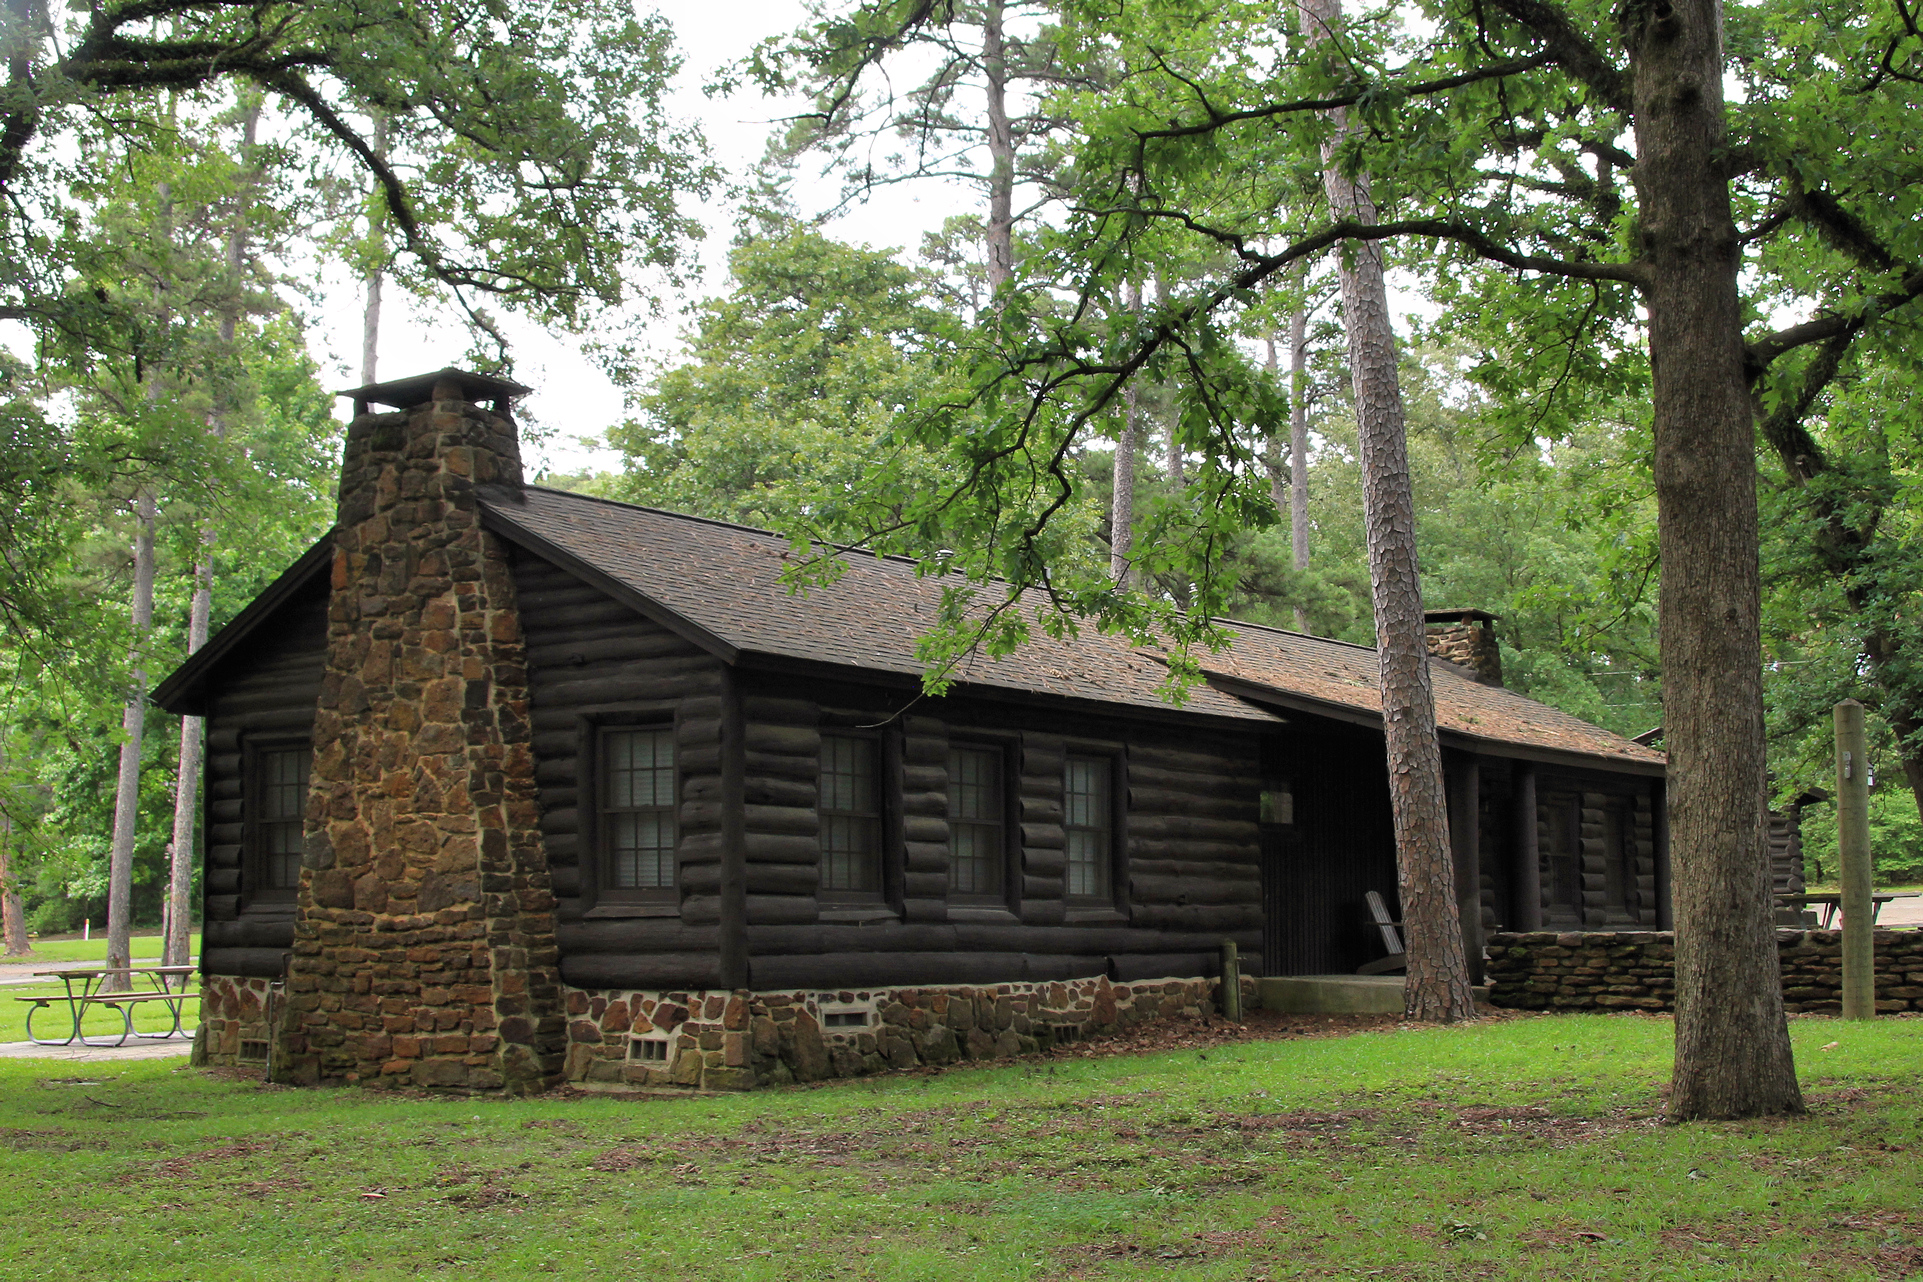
(154, 369), (1667, 1091)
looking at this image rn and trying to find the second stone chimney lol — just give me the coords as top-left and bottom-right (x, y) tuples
(276, 368), (565, 1092)
(1425, 609), (1504, 687)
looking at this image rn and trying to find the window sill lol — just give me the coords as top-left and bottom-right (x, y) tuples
(1064, 907), (1128, 925)
(819, 906), (899, 924)
(585, 903), (680, 919)
(946, 906), (1019, 924)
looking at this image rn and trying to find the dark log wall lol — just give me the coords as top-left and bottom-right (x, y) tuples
(199, 582), (329, 977)
(1532, 776), (1660, 929)
(508, 549), (727, 991)
(731, 673), (1266, 991)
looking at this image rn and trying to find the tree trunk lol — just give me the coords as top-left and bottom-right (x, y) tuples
(362, 110), (389, 383)
(981, 0), (1015, 294)
(1111, 281), (1142, 586)
(164, 561), (209, 968)
(1263, 335), (1290, 517)
(0, 742), (27, 956)
(1627, 0), (1801, 1119)
(105, 486), (157, 986)
(1288, 301), (1312, 633)
(1299, 0), (1475, 1022)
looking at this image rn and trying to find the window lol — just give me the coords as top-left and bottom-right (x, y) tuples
(253, 745), (310, 898)
(1064, 756), (1114, 898)
(601, 727), (676, 898)
(820, 734), (882, 896)
(948, 745), (1005, 896)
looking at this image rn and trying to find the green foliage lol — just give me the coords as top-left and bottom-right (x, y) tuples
(1796, 787), (1923, 887)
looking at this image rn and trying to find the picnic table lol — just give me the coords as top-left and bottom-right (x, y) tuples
(14, 965), (198, 1047)
(1775, 891), (1921, 930)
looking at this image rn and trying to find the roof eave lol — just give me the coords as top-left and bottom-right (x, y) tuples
(1207, 672), (1666, 777)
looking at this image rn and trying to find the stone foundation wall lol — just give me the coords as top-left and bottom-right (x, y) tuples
(561, 973), (1241, 1091)
(1487, 929), (1923, 1013)
(197, 974), (276, 1065)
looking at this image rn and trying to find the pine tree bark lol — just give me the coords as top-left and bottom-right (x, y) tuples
(1111, 281), (1142, 586)
(1626, 0), (1801, 1119)
(1288, 302), (1313, 632)
(362, 110), (389, 383)
(106, 487), (157, 987)
(1300, 0), (1475, 1021)
(981, 0), (1015, 294)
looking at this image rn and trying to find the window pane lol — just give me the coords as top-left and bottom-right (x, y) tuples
(258, 748), (311, 890)
(1064, 755), (1111, 899)
(948, 748), (1002, 894)
(820, 735), (880, 893)
(604, 729), (676, 890)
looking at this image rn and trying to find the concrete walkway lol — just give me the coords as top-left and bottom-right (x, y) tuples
(0, 1034), (193, 1062)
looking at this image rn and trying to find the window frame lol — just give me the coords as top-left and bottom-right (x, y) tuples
(818, 729), (888, 906)
(1061, 748), (1127, 919)
(242, 735), (312, 911)
(580, 714), (681, 915)
(946, 739), (1018, 909)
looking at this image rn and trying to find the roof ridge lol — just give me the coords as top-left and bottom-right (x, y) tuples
(517, 483), (932, 572)
(1214, 614), (1379, 655)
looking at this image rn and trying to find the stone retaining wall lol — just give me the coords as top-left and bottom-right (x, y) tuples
(561, 973), (1240, 1090)
(197, 974), (276, 1065)
(1487, 928), (1923, 1013)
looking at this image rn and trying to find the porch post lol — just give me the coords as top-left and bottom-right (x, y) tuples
(1449, 755), (1485, 985)
(1514, 764), (1542, 930)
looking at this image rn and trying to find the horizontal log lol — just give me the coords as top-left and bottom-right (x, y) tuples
(1124, 764), (1260, 797)
(1128, 903), (1263, 930)
(902, 816), (949, 844)
(207, 844), (241, 870)
(678, 833), (725, 864)
(539, 806), (579, 836)
(1127, 874), (1258, 907)
(534, 757), (579, 785)
(206, 895), (241, 920)
(207, 824), (243, 847)
(901, 897), (949, 923)
(680, 694), (724, 722)
(676, 801), (725, 835)
(743, 833), (821, 864)
(208, 752), (242, 776)
(899, 789), (947, 817)
(560, 954), (724, 990)
(542, 832), (579, 861)
(525, 666), (720, 708)
(1124, 839), (1259, 863)
(1127, 786), (1257, 821)
(1020, 797), (1064, 823)
(1021, 849), (1065, 877)
(742, 750), (819, 780)
(549, 866), (581, 896)
(901, 738), (947, 766)
(685, 863), (818, 896)
(681, 895), (720, 926)
(742, 696), (818, 726)
(744, 777), (818, 808)
(679, 717), (722, 746)
(1129, 742), (1252, 774)
(206, 868), (240, 894)
(1022, 751), (1065, 777)
(1125, 858), (1260, 880)
(903, 841), (948, 873)
(745, 923), (959, 954)
(1127, 815), (1259, 843)
(1022, 875), (1064, 900)
(1021, 823), (1064, 849)
(749, 951), (1104, 991)
(542, 785), (580, 812)
(902, 871), (949, 899)
(746, 725), (819, 755)
(1109, 953), (1217, 982)
(208, 728), (241, 752)
(525, 632), (697, 669)
(900, 764), (947, 792)
(746, 895), (819, 925)
(202, 947), (295, 979)
(743, 803), (820, 836)
(201, 917), (297, 949)
(556, 919), (719, 952)
(1019, 901), (1065, 926)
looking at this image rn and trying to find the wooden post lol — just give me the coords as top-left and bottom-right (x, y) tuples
(1835, 700), (1874, 1020)
(1220, 940), (1242, 1022)
(718, 667), (749, 991)
(1514, 764), (1541, 931)
(1652, 778), (1674, 931)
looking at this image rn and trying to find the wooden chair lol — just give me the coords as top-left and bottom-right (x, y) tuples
(1357, 890), (1408, 975)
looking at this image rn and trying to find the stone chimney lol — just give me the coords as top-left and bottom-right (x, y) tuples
(276, 368), (565, 1092)
(1424, 609), (1504, 687)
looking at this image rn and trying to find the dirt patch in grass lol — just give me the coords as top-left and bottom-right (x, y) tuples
(121, 1138), (272, 1183)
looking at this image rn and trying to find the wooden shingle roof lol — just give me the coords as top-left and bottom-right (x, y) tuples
(480, 487), (1664, 771)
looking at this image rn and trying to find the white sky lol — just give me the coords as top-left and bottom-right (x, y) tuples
(312, 1), (962, 476)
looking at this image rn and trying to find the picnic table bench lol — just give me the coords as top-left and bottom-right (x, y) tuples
(1775, 891), (1921, 930)
(13, 965), (198, 1047)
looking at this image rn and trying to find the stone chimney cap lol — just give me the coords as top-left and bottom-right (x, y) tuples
(339, 366), (531, 415)
(1424, 608), (1498, 625)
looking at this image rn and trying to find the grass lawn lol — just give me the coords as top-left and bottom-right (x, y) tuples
(1, 1013), (1917, 1282)
(6, 932), (181, 965)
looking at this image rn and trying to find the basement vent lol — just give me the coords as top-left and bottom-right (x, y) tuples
(629, 1038), (669, 1062)
(238, 1040), (269, 1063)
(822, 1011), (869, 1028)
